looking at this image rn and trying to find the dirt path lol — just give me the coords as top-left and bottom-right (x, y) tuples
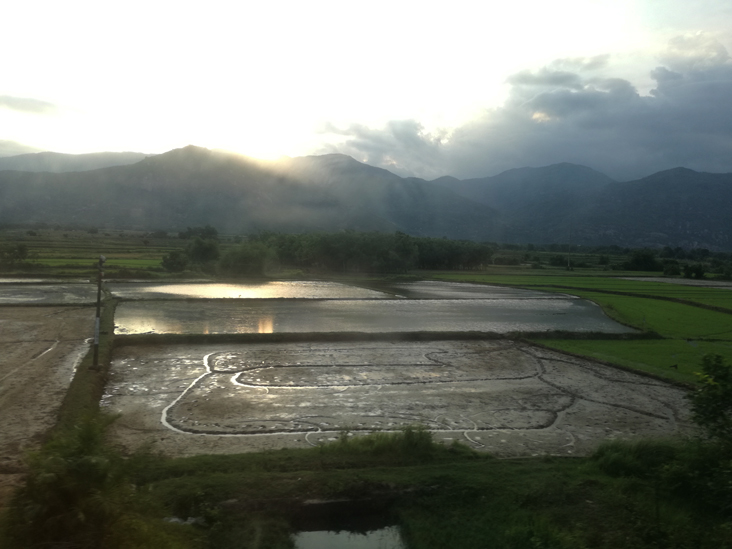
(0, 307), (94, 511)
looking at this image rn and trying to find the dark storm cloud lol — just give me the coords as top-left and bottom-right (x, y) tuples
(0, 95), (57, 114)
(323, 36), (732, 181)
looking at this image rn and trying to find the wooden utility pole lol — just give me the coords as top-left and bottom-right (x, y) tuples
(91, 255), (106, 370)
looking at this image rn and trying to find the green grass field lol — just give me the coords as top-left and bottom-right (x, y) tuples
(433, 272), (732, 385)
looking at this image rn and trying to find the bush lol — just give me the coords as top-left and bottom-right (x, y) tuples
(622, 249), (662, 271)
(161, 250), (189, 272)
(1, 416), (198, 548)
(663, 260), (681, 276)
(683, 263), (706, 279)
(688, 354), (732, 442)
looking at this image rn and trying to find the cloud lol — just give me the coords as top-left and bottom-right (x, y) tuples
(322, 34), (732, 181)
(320, 120), (448, 179)
(0, 95), (57, 114)
(507, 69), (584, 89)
(548, 55), (611, 73)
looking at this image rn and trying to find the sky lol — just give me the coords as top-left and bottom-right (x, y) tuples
(2, 0), (731, 180)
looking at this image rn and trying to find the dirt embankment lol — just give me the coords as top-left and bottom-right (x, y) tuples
(0, 307), (94, 511)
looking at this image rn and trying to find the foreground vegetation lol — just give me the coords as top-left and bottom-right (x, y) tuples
(2, 419), (731, 548)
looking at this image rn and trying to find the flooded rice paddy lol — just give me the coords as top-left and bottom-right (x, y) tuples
(387, 280), (563, 299)
(104, 340), (692, 457)
(107, 281), (392, 300)
(114, 297), (634, 335)
(0, 278), (684, 460)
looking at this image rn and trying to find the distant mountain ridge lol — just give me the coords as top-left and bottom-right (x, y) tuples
(0, 146), (501, 240)
(1, 145), (731, 249)
(0, 151), (152, 173)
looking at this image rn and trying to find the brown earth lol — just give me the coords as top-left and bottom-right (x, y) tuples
(0, 307), (94, 511)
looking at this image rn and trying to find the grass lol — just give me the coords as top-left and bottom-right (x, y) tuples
(533, 339), (732, 385)
(122, 434), (732, 548)
(435, 271), (732, 311)
(5, 420), (731, 548)
(432, 271), (732, 385)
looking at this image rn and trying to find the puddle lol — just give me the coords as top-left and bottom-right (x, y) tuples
(294, 526), (404, 548)
(107, 281), (392, 300)
(291, 497), (404, 549)
(114, 298), (635, 335)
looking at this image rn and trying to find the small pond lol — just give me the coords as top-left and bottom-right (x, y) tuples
(293, 527), (404, 549)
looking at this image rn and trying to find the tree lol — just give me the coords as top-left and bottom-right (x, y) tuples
(161, 250), (189, 272)
(623, 249), (662, 271)
(178, 225), (218, 240)
(687, 354), (732, 442)
(219, 242), (271, 277)
(683, 263), (705, 279)
(186, 238), (220, 264)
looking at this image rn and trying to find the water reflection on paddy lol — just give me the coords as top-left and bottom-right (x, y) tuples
(114, 298), (634, 335)
(108, 281), (392, 300)
(294, 527), (404, 549)
(387, 280), (563, 299)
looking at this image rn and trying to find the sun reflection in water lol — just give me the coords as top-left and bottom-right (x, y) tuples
(258, 316), (274, 333)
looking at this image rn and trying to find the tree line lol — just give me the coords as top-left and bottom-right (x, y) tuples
(163, 230), (494, 276)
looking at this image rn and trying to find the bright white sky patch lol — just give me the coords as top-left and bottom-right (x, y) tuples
(1, 0), (730, 165)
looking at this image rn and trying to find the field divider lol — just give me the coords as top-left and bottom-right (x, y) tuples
(112, 330), (660, 348)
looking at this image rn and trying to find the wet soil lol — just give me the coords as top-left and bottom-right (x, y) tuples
(104, 340), (693, 458)
(0, 283), (98, 305)
(0, 307), (94, 510)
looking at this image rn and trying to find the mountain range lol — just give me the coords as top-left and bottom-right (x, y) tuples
(1, 146), (731, 250)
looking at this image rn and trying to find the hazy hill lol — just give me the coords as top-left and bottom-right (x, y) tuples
(0, 140), (42, 158)
(583, 168), (732, 249)
(1, 146), (731, 248)
(436, 162), (732, 248)
(0, 151), (151, 173)
(0, 146), (501, 240)
(434, 163), (616, 243)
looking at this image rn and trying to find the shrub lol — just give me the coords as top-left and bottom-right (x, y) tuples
(688, 354), (732, 442)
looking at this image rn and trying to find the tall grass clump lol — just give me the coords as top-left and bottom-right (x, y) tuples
(593, 439), (732, 517)
(318, 426), (440, 462)
(592, 440), (681, 479)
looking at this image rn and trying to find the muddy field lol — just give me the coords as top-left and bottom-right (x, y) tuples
(0, 307), (94, 510)
(104, 340), (693, 458)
